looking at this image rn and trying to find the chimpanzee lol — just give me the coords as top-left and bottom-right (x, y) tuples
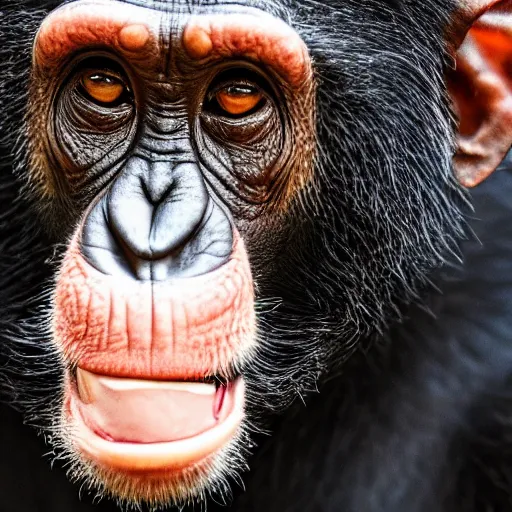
(1, 0), (512, 511)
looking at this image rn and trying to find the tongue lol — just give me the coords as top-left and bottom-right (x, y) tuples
(76, 368), (233, 443)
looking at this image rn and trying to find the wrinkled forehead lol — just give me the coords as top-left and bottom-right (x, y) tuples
(48, 0), (290, 23)
(107, 0), (289, 16)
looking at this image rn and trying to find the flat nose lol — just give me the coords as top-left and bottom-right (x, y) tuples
(80, 156), (234, 281)
(108, 158), (208, 260)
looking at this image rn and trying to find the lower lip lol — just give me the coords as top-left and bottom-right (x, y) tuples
(65, 376), (245, 473)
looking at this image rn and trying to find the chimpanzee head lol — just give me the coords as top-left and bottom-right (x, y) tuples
(0, 0), (511, 509)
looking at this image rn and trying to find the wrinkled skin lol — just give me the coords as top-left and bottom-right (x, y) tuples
(2, 1), (512, 511)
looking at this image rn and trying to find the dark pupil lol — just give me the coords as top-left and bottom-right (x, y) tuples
(225, 85), (255, 96)
(89, 74), (115, 84)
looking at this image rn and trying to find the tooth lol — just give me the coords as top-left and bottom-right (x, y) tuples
(76, 367), (94, 404)
(76, 368), (217, 401)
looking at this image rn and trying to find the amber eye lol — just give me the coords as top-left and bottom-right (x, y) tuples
(81, 72), (126, 105)
(216, 85), (263, 116)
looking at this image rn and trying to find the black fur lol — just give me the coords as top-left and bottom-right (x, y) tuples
(3, 0), (512, 511)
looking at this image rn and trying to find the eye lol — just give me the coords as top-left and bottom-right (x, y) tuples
(215, 85), (263, 116)
(80, 71), (128, 106)
(200, 69), (278, 143)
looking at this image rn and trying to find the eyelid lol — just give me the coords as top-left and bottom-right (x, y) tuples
(208, 80), (263, 101)
(80, 69), (128, 89)
(78, 68), (132, 106)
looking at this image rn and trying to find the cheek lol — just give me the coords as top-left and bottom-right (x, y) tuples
(52, 227), (256, 380)
(52, 93), (135, 181)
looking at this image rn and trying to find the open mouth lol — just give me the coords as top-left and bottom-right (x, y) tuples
(66, 369), (245, 473)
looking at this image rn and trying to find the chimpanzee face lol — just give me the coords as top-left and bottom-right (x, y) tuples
(27, 1), (316, 505)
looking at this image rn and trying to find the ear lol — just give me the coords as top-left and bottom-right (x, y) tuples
(449, 0), (512, 187)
